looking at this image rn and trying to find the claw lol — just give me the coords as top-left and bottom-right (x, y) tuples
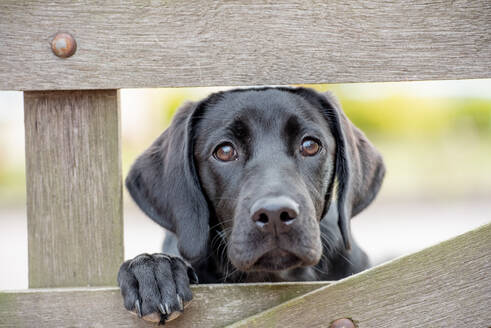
(135, 299), (142, 318)
(159, 303), (168, 315)
(177, 294), (184, 312)
(158, 303), (169, 325)
(189, 268), (199, 284)
(164, 303), (172, 315)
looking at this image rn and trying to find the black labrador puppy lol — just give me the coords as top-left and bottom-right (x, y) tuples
(118, 87), (385, 323)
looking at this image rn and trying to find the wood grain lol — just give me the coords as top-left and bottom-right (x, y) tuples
(0, 0), (490, 91)
(24, 90), (123, 288)
(228, 223), (491, 328)
(0, 282), (328, 327)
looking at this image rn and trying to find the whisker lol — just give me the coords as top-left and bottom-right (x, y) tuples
(210, 196), (239, 201)
(223, 266), (239, 281)
(338, 253), (354, 266)
(208, 218), (233, 232)
(311, 265), (329, 276)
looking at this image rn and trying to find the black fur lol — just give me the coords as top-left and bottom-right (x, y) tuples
(118, 87), (385, 323)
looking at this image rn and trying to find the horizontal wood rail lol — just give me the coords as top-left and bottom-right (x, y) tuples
(0, 1), (490, 91)
(0, 282), (328, 327)
(1, 224), (489, 327)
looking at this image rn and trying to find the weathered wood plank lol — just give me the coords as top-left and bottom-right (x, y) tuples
(0, 282), (328, 327)
(228, 223), (491, 328)
(24, 90), (123, 288)
(1, 1), (490, 91)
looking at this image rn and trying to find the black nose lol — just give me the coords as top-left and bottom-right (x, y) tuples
(250, 196), (299, 233)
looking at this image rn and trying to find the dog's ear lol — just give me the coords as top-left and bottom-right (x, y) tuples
(290, 88), (385, 250)
(322, 91), (385, 250)
(125, 101), (209, 262)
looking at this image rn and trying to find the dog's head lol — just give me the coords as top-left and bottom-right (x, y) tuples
(126, 87), (385, 272)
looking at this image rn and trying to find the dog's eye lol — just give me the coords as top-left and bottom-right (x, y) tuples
(300, 138), (321, 156)
(213, 142), (238, 162)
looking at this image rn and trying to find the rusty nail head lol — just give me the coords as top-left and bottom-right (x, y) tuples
(51, 32), (77, 58)
(330, 318), (356, 328)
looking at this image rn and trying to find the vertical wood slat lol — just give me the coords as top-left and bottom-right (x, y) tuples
(24, 90), (123, 288)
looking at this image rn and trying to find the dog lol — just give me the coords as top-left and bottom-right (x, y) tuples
(118, 87), (385, 323)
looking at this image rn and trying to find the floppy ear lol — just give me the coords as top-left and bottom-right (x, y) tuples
(289, 88), (385, 250)
(125, 101), (209, 262)
(322, 91), (385, 250)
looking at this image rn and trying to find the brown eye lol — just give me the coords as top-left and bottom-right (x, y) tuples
(300, 138), (321, 156)
(213, 142), (238, 162)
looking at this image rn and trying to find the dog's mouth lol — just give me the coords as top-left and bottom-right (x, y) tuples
(250, 248), (302, 272)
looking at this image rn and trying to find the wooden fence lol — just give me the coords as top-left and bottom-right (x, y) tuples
(0, 1), (490, 327)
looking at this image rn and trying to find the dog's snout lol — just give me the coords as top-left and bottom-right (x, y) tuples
(250, 196), (299, 232)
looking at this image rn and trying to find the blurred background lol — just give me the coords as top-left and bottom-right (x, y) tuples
(1, 79), (490, 289)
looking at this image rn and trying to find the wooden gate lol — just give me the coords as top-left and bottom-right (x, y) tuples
(0, 1), (489, 327)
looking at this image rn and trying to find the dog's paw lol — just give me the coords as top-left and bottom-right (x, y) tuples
(117, 253), (198, 324)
